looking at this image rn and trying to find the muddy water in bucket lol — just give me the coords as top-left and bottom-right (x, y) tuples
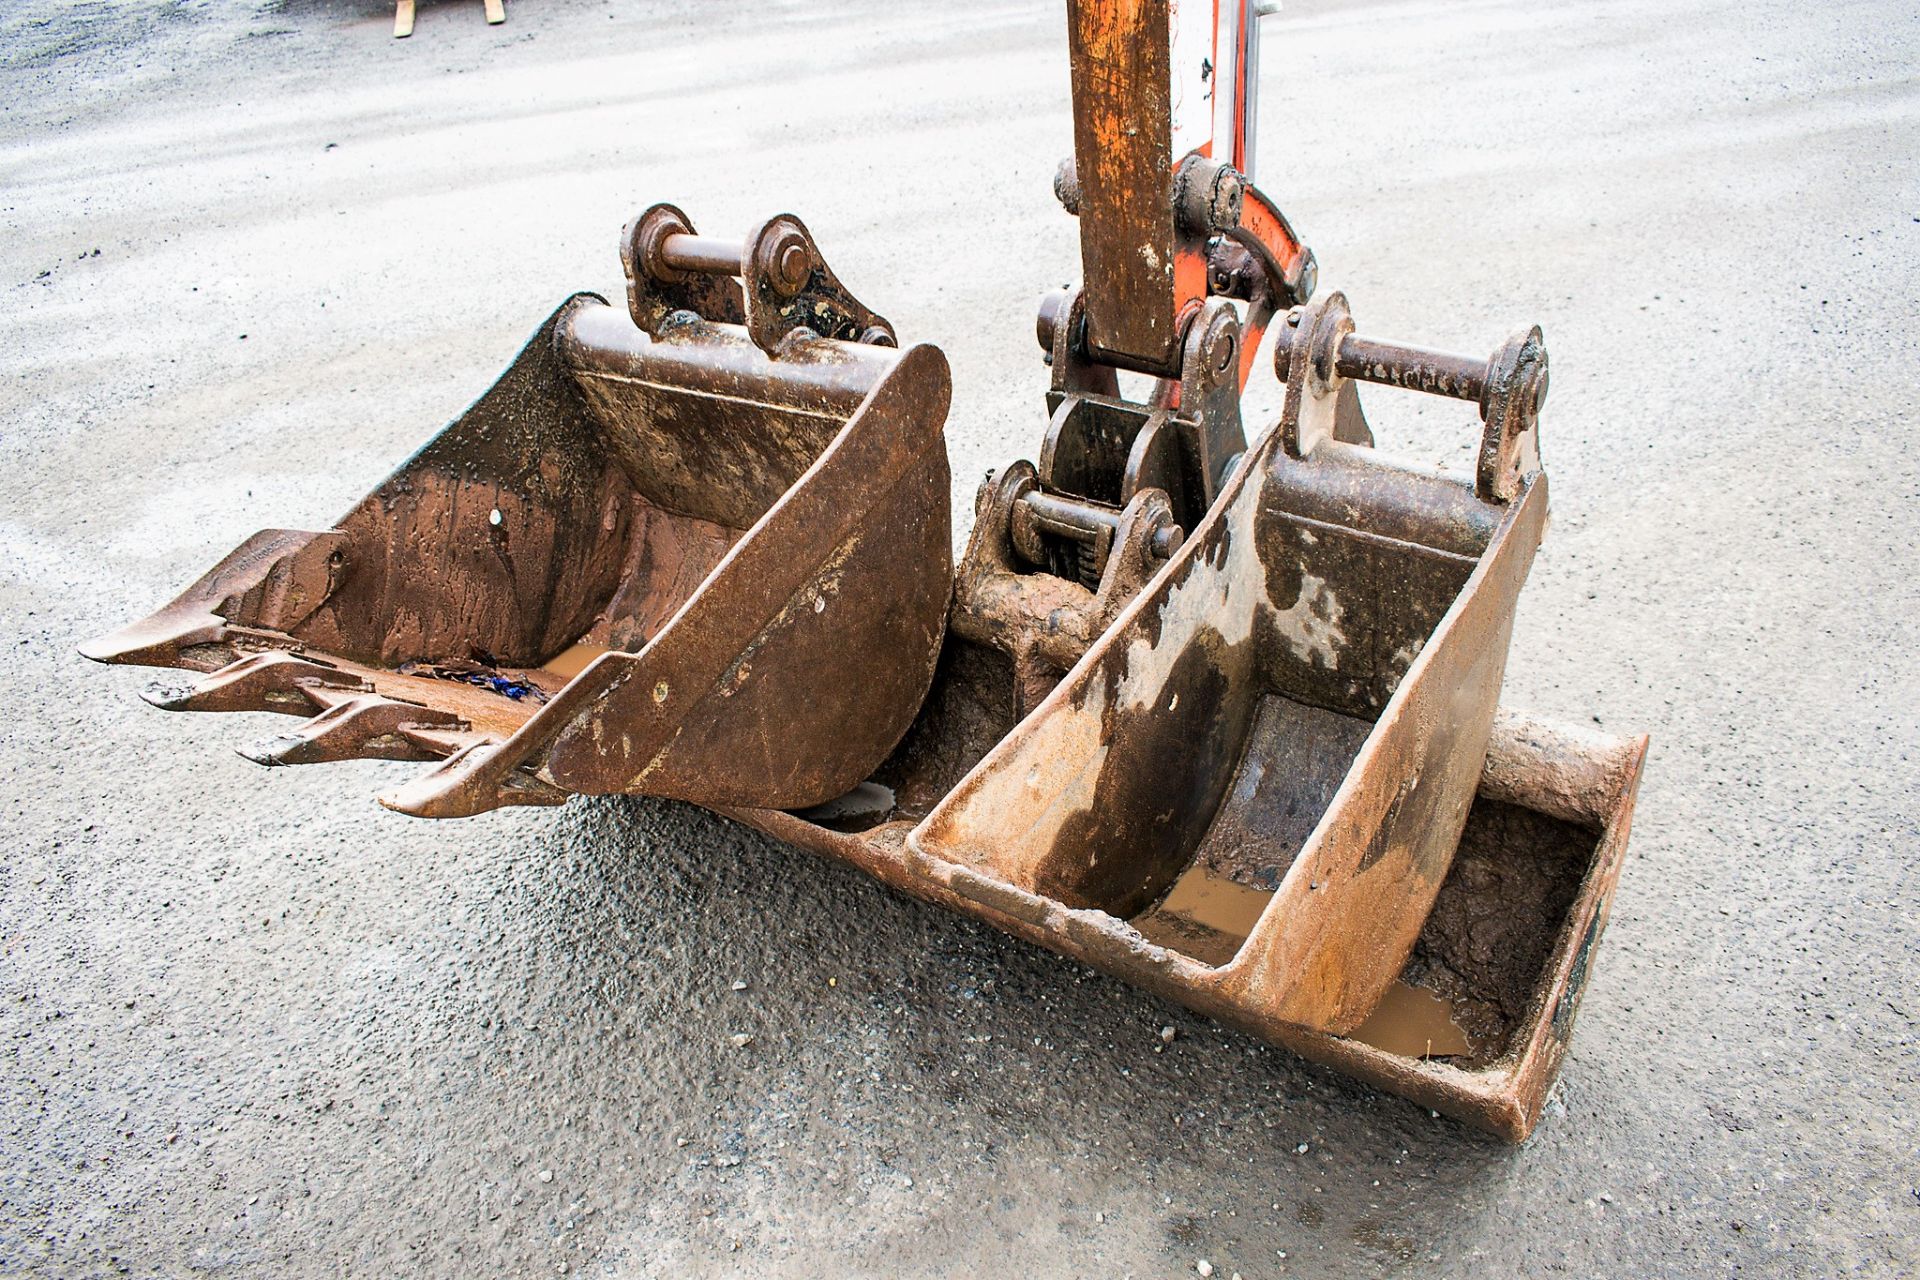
(1349, 981), (1480, 1058)
(540, 640), (611, 680)
(1132, 865), (1273, 967)
(1134, 862), (1484, 1059)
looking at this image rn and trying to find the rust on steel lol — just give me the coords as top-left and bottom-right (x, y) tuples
(730, 284), (1638, 1140)
(81, 232), (1629, 1139)
(732, 713), (1647, 1143)
(81, 0), (1645, 1142)
(86, 215), (952, 818)
(926, 288), (1551, 1037)
(1065, 0), (1194, 374)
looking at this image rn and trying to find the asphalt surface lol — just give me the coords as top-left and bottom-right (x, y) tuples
(3, 1), (1916, 1275)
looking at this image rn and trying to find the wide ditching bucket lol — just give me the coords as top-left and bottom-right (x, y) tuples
(914, 292), (1552, 1036)
(721, 291), (1648, 1139)
(83, 206), (952, 818)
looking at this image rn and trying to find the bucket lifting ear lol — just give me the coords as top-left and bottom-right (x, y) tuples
(85, 211), (951, 818)
(1476, 326), (1548, 503)
(623, 203), (895, 353)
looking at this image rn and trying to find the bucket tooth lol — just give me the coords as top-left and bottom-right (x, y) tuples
(239, 696), (468, 767)
(377, 742), (568, 819)
(80, 605), (229, 671)
(81, 529), (340, 672)
(80, 606), (228, 671)
(141, 651), (370, 715)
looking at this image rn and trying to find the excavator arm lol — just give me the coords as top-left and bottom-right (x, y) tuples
(1060, 0), (1313, 383)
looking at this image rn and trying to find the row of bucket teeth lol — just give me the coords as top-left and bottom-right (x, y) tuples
(135, 649), (570, 818)
(142, 651), (473, 769)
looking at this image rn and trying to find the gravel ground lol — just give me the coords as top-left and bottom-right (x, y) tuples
(2, 1), (1916, 1275)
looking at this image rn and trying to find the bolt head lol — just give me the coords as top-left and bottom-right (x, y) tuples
(1212, 330), (1236, 373)
(1150, 520), (1185, 560)
(768, 232), (811, 297)
(1292, 252), (1318, 304)
(1210, 168), (1245, 228)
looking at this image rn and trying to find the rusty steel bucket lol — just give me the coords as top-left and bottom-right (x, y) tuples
(715, 294), (1645, 1138)
(82, 206), (953, 818)
(855, 293), (1550, 1036)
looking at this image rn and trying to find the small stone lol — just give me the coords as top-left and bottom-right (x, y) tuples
(729, 1033), (753, 1048)
(537, 1169), (554, 1183)
(675, 1137), (688, 1147)
(1196, 1262), (1214, 1277)
(1160, 1026), (1177, 1044)
(731, 980), (748, 991)
(1294, 1142), (1310, 1154)
(1096, 1212), (1105, 1223)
